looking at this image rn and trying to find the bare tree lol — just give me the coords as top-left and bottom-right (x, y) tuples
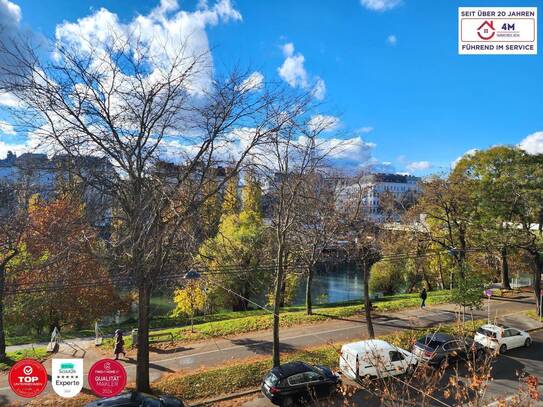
(290, 171), (341, 315)
(0, 33), (304, 391)
(255, 109), (341, 367)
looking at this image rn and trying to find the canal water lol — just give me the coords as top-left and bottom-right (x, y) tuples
(146, 268), (364, 317)
(291, 270), (364, 305)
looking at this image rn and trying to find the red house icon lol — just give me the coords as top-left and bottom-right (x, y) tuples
(477, 20), (495, 40)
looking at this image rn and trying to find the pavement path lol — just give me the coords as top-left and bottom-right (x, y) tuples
(0, 294), (538, 405)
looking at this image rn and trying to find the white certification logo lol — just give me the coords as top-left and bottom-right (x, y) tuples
(458, 7), (537, 55)
(52, 359), (84, 398)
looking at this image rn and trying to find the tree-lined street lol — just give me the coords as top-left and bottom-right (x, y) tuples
(0, 1), (542, 406)
(0, 295), (539, 405)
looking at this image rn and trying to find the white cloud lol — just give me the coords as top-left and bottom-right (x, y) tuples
(312, 77), (326, 100)
(308, 115), (341, 132)
(55, 0), (242, 95)
(277, 42), (326, 100)
(322, 136), (376, 170)
(0, 120), (15, 135)
(282, 42), (294, 57)
(0, 92), (22, 107)
(358, 126), (374, 134)
(519, 131), (543, 155)
(278, 49), (308, 88)
(239, 71), (264, 92)
(0, 0), (20, 26)
(452, 148), (478, 168)
(387, 34), (397, 45)
(406, 161), (432, 172)
(0, 140), (26, 158)
(360, 0), (402, 11)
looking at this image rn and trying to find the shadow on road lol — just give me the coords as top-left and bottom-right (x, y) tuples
(123, 358), (175, 373)
(228, 338), (296, 355)
(149, 345), (193, 354)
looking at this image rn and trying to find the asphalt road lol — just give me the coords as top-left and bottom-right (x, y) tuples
(0, 295), (538, 405)
(242, 329), (543, 407)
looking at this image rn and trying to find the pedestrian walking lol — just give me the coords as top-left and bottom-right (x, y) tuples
(420, 288), (427, 308)
(114, 329), (126, 360)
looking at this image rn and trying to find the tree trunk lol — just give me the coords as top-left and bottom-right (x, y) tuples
(533, 252), (543, 316)
(272, 244), (285, 367)
(136, 281), (151, 393)
(363, 261), (374, 339)
(422, 267), (433, 291)
(0, 265), (6, 360)
(306, 265), (313, 315)
(501, 247), (512, 290)
(437, 255), (445, 290)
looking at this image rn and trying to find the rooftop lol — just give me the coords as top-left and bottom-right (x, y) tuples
(341, 339), (397, 354)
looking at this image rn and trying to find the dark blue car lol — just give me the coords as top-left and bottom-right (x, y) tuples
(262, 361), (340, 406)
(84, 391), (184, 407)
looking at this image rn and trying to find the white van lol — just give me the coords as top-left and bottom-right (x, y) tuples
(339, 339), (418, 380)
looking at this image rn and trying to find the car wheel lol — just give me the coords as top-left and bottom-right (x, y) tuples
(475, 349), (485, 361)
(525, 338), (532, 348)
(499, 344), (507, 354)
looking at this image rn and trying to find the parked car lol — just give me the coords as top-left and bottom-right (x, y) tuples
(261, 361), (340, 406)
(85, 391), (184, 407)
(412, 332), (486, 367)
(474, 324), (532, 353)
(339, 339), (417, 380)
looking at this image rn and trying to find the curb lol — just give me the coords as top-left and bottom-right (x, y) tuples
(188, 326), (543, 406)
(189, 388), (260, 406)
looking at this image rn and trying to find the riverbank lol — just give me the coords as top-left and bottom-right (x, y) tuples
(106, 290), (452, 348)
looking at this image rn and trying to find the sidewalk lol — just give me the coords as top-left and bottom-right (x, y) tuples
(1, 295), (539, 405)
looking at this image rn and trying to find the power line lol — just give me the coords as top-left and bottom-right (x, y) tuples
(3, 246), (502, 295)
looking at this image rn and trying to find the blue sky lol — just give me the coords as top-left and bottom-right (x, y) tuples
(1, 0), (542, 175)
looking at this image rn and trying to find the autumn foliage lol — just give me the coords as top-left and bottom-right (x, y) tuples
(6, 194), (125, 334)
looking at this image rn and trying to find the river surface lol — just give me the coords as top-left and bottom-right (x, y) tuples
(291, 270), (364, 305)
(146, 269), (365, 316)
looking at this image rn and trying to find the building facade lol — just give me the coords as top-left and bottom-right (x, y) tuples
(0, 151), (113, 227)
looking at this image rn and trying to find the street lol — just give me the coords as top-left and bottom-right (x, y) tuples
(0, 295), (539, 405)
(241, 330), (543, 407)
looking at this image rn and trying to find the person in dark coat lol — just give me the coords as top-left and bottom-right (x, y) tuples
(114, 329), (126, 360)
(420, 288), (427, 308)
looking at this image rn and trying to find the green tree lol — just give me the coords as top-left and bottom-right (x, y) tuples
(198, 179), (266, 311)
(369, 260), (404, 295)
(451, 266), (486, 322)
(242, 174), (262, 215)
(221, 174), (239, 217)
(455, 147), (528, 289)
(199, 178), (221, 239)
(415, 175), (477, 279)
(457, 147), (543, 314)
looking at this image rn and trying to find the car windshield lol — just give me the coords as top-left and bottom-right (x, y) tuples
(477, 328), (497, 339)
(416, 338), (444, 350)
(264, 372), (279, 387)
(312, 365), (325, 375)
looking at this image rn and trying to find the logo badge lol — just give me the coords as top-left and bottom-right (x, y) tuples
(477, 20), (495, 40)
(8, 358), (48, 398)
(52, 359), (84, 398)
(88, 359), (127, 397)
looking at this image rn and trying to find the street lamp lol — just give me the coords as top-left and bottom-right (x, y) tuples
(183, 268), (201, 280)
